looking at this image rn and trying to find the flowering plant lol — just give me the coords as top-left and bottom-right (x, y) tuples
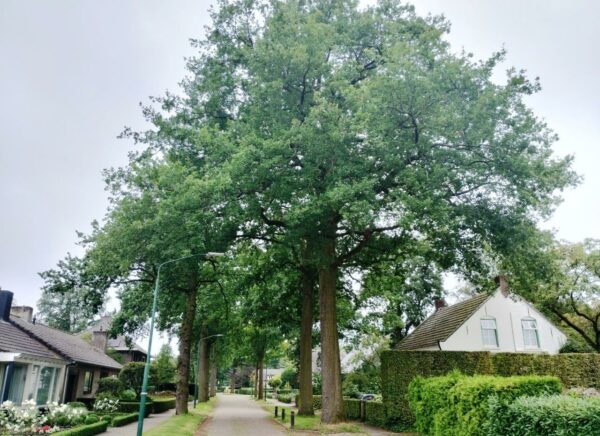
(0, 400), (87, 434)
(93, 396), (119, 413)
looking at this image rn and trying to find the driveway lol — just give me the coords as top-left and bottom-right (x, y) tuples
(197, 394), (285, 436)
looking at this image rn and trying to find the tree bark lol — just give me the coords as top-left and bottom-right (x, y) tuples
(257, 355), (265, 400)
(198, 338), (210, 402)
(298, 268), (315, 415)
(254, 363), (259, 398)
(318, 237), (344, 423)
(209, 344), (217, 397)
(176, 289), (197, 414)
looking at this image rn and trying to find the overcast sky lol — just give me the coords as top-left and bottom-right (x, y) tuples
(1, 0), (599, 313)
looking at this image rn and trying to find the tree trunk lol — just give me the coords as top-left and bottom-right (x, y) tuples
(254, 363), (259, 398)
(257, 355), (265, 400)
(319, 237), (344, 423)
(198, 338), (210, 402)
(176, 289), (197, 414)
(298, 268), (315, 415)
(229, 368), (236, 391)
(209, 344), (217, 397)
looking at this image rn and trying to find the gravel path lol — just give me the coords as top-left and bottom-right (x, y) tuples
(197, 394), (285, 436)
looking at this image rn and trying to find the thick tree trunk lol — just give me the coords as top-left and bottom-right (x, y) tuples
(298, 268), (314, 415)
(229, 368), (236, 391)
(257, 355), (265, 400)
(176, 289), (197, 415)
(319, 238), (344, 423)
(209, 344), (217, 397)
(254, 363), (259, 398)
(198, 338), (210, 402)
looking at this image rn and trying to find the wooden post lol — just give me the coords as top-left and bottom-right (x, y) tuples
(281, 408), (286, 421)
(291, 411), (295, 428)
(275, 406), (278, 417)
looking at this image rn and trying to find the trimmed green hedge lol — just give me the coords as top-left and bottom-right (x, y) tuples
(365, 401), (386, 427)
(237, 387), (254, 395)
(119, 400), (153, 415)
(381, 351), (600, 429)
(112, 412), (139, 427)
(277, 394), (293, 403)
(343, 399), (361, 419)
(294, 394), (322, 410)
(52, 420), (109, 436)
(151, 397), (176, 413)
(487, 395), (600, 436)
(407, 373), (562, 436)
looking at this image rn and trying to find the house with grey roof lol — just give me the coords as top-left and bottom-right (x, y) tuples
(0, 290), (122, 405)
(78, 315), (147, 364)
(397, 276), (567, 354)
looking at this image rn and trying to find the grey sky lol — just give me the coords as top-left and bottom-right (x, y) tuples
(1, 0), (599, 311)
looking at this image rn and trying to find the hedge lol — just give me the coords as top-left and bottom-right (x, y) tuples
(119, 400), (153, 415)
(365, 401), (386, 427)
(407, 373), (562, 436)
(52, 420), (109, 436)
(150, 397), (176, 413)
(343, 399), (361, 419)
(112, 412), (139, 427)
(294, 394), (322, 410)
(381, 351), (600, 429)
(277, 394), (293, 403)
(487, 395), (600, 436)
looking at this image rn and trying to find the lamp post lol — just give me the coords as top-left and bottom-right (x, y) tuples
(193, 333), (224, 408)
(136, 252), (225, 436)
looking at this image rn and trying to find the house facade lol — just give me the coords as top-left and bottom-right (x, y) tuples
(0, 290), (122, 405)
(397, 277), (567, 354)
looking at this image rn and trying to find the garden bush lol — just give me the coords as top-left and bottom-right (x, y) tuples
(487, 395), (600, 436)
(238, 387), (254, 395)
(343, 399), (361, 419)
(97, 377), (124, 397)
(51, 420), (109, 436)
(119, 400), (153, 415)
(408, 373), (561, 436)
(93, 395), (120, 413)
(295, 394), (321, 410)
(365, 401), (386, 427)
(84, 414), (99, 425)
(151, 397), (176, 413)
(119, 389), (137, 401)
(112, 412), (139, 427)
(277, 394), (293, 403)
(66, 402), (87, 409)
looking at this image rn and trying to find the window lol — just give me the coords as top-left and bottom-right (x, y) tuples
(480, 318), (498, 347)
(522, 318), (540, 348)
(35, 367), (57, 405)
(83, 371), (94, 395)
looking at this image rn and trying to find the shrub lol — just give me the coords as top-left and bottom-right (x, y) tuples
(281, 367), (298, 388)
(487, 395), (600, 436)
(343, 399), (361, 419)
(51, 420), (109, 436)
(268, 376), (282, 390)
(84, 414), (99, 425)
(119, 400), (153, 416)
(119, 362), (153, 399)
(111, 412), (139, 427)
(342, 381), (361, 399)
(408, 373), (561, 436)
(66, 402), (87, 409)
(365, 401), (386, 427)
(151, 397), (176, 413)
(119, 389), (137, 401)
(238, 387), (254, 395)
(295, 394), (322, 410)
(93, 396), (119, 413)
(97, 377), (124, 397)
(277, 394), (293, 403)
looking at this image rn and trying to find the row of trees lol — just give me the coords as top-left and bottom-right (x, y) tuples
(35, 0), (592, 424)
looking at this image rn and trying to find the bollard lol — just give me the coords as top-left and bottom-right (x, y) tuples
(281, 408), (286, 422)
(291, 411), (295, 429)
(275, 406), (278, 417)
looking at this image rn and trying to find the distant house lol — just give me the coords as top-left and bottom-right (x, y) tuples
(79, 315), (147, 364)
(0, 290), (122, 405)
(397, 276), (567, 354)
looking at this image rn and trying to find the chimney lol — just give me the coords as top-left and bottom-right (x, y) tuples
(92, 330), (109, 352)
(11, 305), (34, 323)
(434, 298), (447, 311)
(0, 290), (13, 321)
(495, 275), (510, 297)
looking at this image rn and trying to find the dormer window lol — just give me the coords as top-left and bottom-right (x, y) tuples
(481, 318), (498, 347)
(522, 318), (540, 348)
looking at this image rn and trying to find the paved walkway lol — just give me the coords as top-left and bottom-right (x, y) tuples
(103, 403), (186, 435)
(197, 394), (285, 436)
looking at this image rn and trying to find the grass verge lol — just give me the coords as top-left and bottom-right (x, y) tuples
(144, 397), (216, 436)
(262, 404), (362, 434)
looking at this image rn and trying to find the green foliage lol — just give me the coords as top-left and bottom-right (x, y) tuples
(118, 362), (156, 399)
(119, 389), (136, 401)
(365, 401), (386, 428)
(152, 344), (176, 387)
(280, 367), (297, 389)
(66, 402), (87, 409)
(97, 377), (124, 397)
(343, 399), (361, 420)
(51, 420), (109, 436)
(560, 337), (595, 353)
(84, 414), (99, 425)
(382, 350), (600, 429)
(268, 376), (282, 390)
(151, 397), (176, 413)
(119, 401), (153, 415)
(342, 380), (360, 399)
(277, 393), (293, 403)
(237, 387), (254, 395)
(408, 373), (561, 436)
(487, 395), (600, 436)
(111, 412), (139, 427)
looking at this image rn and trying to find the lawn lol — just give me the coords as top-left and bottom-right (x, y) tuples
(144, 398), (216, 436)
(262, 404), (363, 434)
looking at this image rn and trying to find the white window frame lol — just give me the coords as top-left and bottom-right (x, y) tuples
(480, 317), (499, 348)
(522, 318), (540, 348)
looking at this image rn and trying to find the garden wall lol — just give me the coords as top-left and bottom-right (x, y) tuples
(381, 351), (600, 429)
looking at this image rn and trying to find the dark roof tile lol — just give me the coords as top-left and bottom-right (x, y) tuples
(0, 320), (63, 360)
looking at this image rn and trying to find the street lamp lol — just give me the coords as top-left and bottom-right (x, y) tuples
(136, 252), (225, 436)
(193, 333), (224, 407)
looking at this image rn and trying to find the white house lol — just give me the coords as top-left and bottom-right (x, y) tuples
(397, 277), (567, 354)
